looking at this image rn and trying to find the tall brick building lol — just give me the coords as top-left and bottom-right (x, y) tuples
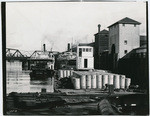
(94, 24), (109, 69)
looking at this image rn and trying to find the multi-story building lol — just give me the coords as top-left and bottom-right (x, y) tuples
(94, 24), (109, 53)
(108, 17), (141, 59)
(94, 24), (109, 69)
(76, 43), (94, 70)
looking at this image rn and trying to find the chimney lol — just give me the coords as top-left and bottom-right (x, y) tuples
(43, 44), (46, 52)
(98, 24), (101, 33)
(68, 43), (70, 51)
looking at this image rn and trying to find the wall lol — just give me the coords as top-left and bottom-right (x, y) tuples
(94, 31), (109, 69)
(108, 24), (119, 55)
(76, 45), (94, 70)
(77, 57), (94, 69)
(118, 54), (148, 89)
(77, 46), (93, 57)
(95, 33), (109, 53)
(109, 24), (140, 59)
(119, 24), (140, 58)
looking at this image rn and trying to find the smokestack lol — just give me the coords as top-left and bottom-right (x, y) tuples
(68, 43), (70, 51)
(43, 44), (46, 52)
(98, 24), (101, 33)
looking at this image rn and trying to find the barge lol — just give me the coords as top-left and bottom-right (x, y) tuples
(28, 44), (55, 79)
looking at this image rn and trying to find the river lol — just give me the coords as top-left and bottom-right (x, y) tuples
(6, 61), (54, 94)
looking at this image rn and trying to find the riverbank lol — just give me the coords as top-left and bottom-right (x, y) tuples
(6, 89), (148, 115)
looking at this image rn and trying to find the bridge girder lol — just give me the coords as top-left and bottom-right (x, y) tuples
(6, 48), (24, 58)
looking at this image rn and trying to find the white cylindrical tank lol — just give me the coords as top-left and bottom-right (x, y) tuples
(91, 75), (97, 89)
(108, 74), (114, 85)
(102, 75), (108, 89)
(114, 75), (120, 89)
(59, 70), (63, 78)
(120, 75), (126, 89)
(97, 75), (102, 89)
(66, 70), (70, 77)
(86, 75), (91, 89)
(74, 78), (80, 89)
(80, 75), (86, 89)
(125, 78), (131, 89)
(70, 70), (73, 76)
(63, 70), (67, 78)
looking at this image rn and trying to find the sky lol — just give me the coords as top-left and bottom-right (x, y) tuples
(6, 1), (147, 52)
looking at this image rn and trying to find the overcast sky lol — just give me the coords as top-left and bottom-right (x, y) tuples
(6, 2), (146, 52)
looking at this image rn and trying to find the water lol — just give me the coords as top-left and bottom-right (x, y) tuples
(6, 61), (54, 94)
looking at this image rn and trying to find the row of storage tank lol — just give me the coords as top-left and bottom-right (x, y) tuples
(71, 73), (131, 90)
(58, 70), (131, 90)
(58, 70), (74, 78)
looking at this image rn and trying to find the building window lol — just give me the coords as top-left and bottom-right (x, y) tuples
(83, 48), (85, 52)
(124, 40), (127, 45)
(122, 24), (125, 26)
(124, 50), (128, 54)
(86, 48), (88, 52)
(79, 48), (82, 52)
(79, 48), (82, 57)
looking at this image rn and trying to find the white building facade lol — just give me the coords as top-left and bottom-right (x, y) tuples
(76, 44), (94, 70)
(108, 17), (141, 59)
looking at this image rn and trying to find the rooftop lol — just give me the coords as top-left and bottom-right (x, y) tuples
(73, 70), (119, 76)
(94, 29), (109, 36)
(108, 17), (141, 28)
(78, 42), (94, 47)
(121, 45), (147, 59)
